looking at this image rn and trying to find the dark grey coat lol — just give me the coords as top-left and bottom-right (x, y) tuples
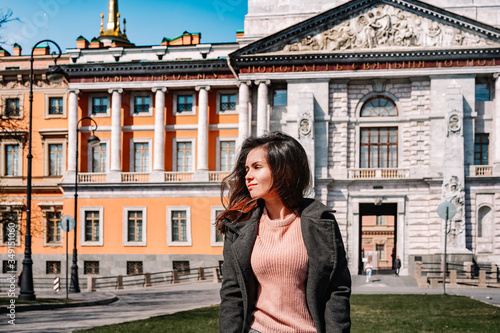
(219, 198), (351, 333)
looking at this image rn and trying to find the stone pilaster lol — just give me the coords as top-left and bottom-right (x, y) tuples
(108, 88), (123, 182)
(494, 74), (500, 175)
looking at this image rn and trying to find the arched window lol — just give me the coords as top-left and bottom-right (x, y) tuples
(361, 96), (398, 117)
(478, 206), (492, 238)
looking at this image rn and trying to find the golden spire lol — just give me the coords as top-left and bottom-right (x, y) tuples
(98, 0), (130, 44)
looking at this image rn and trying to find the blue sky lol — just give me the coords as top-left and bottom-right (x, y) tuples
(0, 0), (247, 53)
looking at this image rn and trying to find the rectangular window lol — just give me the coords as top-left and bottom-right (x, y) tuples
(171, 210), (187, 242)
(46, 261), (61, 274)
(176, 142), (192, 172)
(48, 143), (63, 176)
(215, 210), (224, 243)
(273, 89), (287, 107)
(475, 83), (490, 102)
(376, 244), (385, 260)
(84, 211), (100, 242)
(177, 95), (192, 112)
(134, 143), (149, 172)
(5, 144), (19, 176)
(5, 98), (20, 117)
(134, 96), (150, 113)
(46, 212), (62, 244)
(49, 97), (63, 114)
(92, 97), (108, 114)
(220, 94), (236, 111)
(220, 141), (235, 172)
(173, 260), (190, 276)
(92, 143), (107, 173)
(127, 210), (143, 242)
(474, 134), (489, 165)
(127, 261), (143, 275)
(84, 261), (99, 275)
(360, 128), (398, 168)
(2, 260), (17, 274)
(2, 212), (18, 243)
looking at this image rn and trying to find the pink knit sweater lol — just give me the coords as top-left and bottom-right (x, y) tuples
(250, 208), (316, 333)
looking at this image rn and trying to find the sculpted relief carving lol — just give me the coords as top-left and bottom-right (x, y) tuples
(283, 5), (499, 52)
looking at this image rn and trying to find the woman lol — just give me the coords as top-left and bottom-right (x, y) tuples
(217, 132), (351, 333)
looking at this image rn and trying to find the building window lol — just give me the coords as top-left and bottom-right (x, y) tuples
(219, 141), (235, 172)
(84, 261), (99, 275)
(0, 210), (20, 246)
(474, 134), (489, 165)
(475, 83), (490, 102)
(173, 260), (190, 276)
(360, 128), (398, 168)
(92, 142), (107, 173)
(273, 89), (287, 107)
(49, 97), (63, 115)
(48, 143), (64, 176)
(376, 244), (385, 260)
(46, 261), (61, 274)
(5, 144), (20, 176)
(3, 260), (17, 273)
(176, 141), (192, 172)
(167, 207), (192, 246)
(134, 96), (150, 113)
(123, 207), (147, 246)
(92, 97), (108, 114)
(46, 211), (62, 244)
(220, 94), (236, 112)
(133, 142), (149, 172)
(177, 95), (193, 112)
(211, 207), (224, 247)
(4, 98), (20, 117)
(84, 211), (100, 242)
(127, 261), (143, 275)
(361, 96), (398, 117)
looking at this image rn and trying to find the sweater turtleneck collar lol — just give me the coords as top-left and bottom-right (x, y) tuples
(261, 207), (298, 227)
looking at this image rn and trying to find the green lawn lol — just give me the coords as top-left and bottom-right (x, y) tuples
(76, 294), (500, 333)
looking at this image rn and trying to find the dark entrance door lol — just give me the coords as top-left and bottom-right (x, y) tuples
(358, 203), (397, 275)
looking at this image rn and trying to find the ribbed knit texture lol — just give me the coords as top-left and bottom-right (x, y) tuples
(250, 208), (316, 333)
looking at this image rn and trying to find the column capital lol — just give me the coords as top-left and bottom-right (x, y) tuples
(68, 89), (80, 95)
(494, 73), (500, 80)
(152, 87), (167, 93)
(108, 88), (123, 94)
(237, 80), (252, 87)
(255, 80), (271, 86)
(195, 85), (211, 92)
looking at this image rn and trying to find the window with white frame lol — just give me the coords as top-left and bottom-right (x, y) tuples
(131, 93), (153, 116)
(4, 143), (20, 176)
(45, 94), (66, 119)
(167, 206), (192, 246)
(360, 127), (398, 168)
(218, 139), (235, 172)
(216, 90), (238, 114)
(49, 97), (63, 115)
(130, 140), (151, 173)
(81, 207), (104, 246)
(90, 142), (108, 173)
(3, 98), (21, 118)
(46, 211), (62, 245)
(211, 207), (224, 247)
(0, 209), (20, 246)
(89, 94), (109, 116)
(123, 207), (147, 246)
(48, 143), (64, 176)
(173, 91), (196, 115)
(174, 139), (194, 172)
(41, 135), (67, 177)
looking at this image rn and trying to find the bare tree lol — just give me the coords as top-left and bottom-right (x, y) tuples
(0, 9), (18, 44)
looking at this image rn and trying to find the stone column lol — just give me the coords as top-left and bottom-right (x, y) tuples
(67, 89), (79, 176)
(108, 88), (123, 182)
(195, 86), (210, 181)
(237, 81), (252, 151)
(256, 80), (270, 137)
(494, 74), (500, 174)
(150, 87), (167, 182)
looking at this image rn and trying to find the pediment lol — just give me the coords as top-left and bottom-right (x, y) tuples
(232, 0), (500, 59)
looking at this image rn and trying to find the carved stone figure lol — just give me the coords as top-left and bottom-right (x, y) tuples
(426, 21), (442, 46)
(442, 176), (466, 248)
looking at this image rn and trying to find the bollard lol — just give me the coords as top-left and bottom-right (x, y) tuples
(464, 262), (473, 279)
(198, 267), (206, 281)
(449, 270), (457, 288)
(53, 276), (60, 292)
(478, 270), (487, 288)
(430, 278), (439, 289)
(491, 264), (498, 280)
(87, 277), (96, 292)
(172, 270), (180, 284)
(144, 273), (152, 287)
(415, 261), (422, 278)
(116, 275), (124, 290)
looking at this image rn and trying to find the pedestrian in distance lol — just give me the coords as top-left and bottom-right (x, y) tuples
(364, 262), (373, 283)
(217, 132), (351, 333)
(394, 256), (401, 276)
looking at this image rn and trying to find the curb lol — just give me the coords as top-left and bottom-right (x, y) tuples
(0, 295), (118, 313)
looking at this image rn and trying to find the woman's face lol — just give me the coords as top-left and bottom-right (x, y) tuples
(245, 147), (274, 201)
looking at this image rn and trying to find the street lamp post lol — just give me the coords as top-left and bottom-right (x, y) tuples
(20, 39), (67, 301)
(70, 117), (100, 293)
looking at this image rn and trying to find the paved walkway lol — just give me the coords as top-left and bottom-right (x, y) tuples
(3, 274), (499, 332)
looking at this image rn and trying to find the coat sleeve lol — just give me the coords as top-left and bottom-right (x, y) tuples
(219, 230), (245, 333)
(324, 217), (351, 333)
